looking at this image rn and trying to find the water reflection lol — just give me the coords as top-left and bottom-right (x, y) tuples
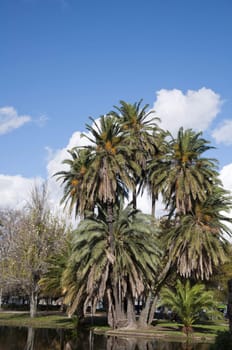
(0, 326), (211, 350)
(105, 336), (210, 350)
(25, 328), (35, 350)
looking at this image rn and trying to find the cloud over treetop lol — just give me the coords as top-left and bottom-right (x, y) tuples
(153, 88), (222, 135)
(212, 119), (232, 145)
(0, 106), (31, 135)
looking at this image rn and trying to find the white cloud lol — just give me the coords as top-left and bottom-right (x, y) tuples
(212, 119), (232, 145)
(219, 164), (232, 242)
(220, 163), (232, 193)
(0, 106), (31, 134)
(0, 175), (43, 210)
(153, 87), (222, 135)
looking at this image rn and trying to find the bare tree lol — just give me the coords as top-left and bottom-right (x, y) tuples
(0, 183), (68, 317)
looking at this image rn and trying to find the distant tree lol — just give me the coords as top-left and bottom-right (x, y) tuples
(0, 184), (67, 317)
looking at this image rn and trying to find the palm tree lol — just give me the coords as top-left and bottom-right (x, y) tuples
(148, 127), (219, 216)
(145, 129), (169, 216)
(165, 186), (232, 280)
(160, 279), (219, 334)
(110, 100), (161, 209)
(80, 115), (134, 252)
(55, 148), (93, 217)
(62, 204), (161, 328)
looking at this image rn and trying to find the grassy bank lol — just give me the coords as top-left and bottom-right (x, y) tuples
(0, 312), (73, 329)
(0, 311), (228, 344)
(94, 320), (229, 343)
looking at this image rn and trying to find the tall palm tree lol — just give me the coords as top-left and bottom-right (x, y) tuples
(145, 129), (169, 216)
(80, 115), (134, 251)
(62, 204), (161, 328)
(149, 127), (219, 216)
(109, 100), (161, 209)
(165, 186), (232, 280)
(55, 148), (93, 217)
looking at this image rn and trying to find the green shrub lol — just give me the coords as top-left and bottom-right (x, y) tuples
(210, 331), (232, 349)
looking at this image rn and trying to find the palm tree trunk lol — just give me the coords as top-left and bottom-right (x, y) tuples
(132, 190), (137, 210)
(138, 293), (152, 327)
(107, 202), (114, 252)
(151, 192), (156, 217)
(127, 293), (136, 328)
(148, 295), (158, 325)
(139, 260), (172, 327)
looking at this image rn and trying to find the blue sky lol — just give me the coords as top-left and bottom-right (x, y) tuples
(0, 0), (232, 210)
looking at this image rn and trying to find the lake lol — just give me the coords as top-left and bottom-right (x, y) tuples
(0, 326), (212, 349)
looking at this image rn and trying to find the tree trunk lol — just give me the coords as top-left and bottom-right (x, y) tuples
(138, 293), (152, 327)
(127, 294), (136, 328)
(132, 190), (137, 210)
(139, 260), (172, 327)
(148, 295), (158, 325)
(151, 192), (156, 217)
(107, 202), (114, 252)
(0, 288), (2, 310)
(30, 290), (38, 318)
(228, 279), (232, 333)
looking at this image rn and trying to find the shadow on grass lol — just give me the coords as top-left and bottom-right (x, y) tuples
(193, 326), (216, 334)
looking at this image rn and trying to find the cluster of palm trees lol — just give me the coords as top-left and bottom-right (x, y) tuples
(42, 100), (232, 329)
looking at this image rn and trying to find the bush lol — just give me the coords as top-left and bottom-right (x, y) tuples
(210, 331), (232, 349)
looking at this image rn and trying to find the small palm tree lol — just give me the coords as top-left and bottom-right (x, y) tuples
(160, 280), (219, 335)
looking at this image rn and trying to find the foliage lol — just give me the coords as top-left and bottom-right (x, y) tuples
(56, 115), (133, 218)
(109, 100), (162, 209)
(149, 127), (219, 216)
(160, 280), (220, 334)
(0, 183), (67, 317)
(61, 204), (161, 324)
(164, 186), (232, 280)
(210, 331), (232, 350)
